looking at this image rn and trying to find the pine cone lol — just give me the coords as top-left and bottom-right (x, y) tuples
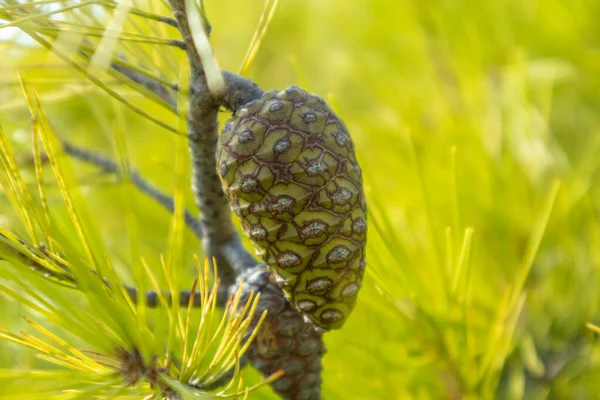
(217, 86), (367, 330)
(234, 265), (325, 400)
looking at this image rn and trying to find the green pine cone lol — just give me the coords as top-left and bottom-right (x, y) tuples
(217, 86), (367, 330)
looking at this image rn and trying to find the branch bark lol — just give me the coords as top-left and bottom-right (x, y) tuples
(166, 3), (325, 399)
(167, 0), (262, 286)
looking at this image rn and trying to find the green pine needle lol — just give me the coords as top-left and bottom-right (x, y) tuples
(0, 85), (269, 398)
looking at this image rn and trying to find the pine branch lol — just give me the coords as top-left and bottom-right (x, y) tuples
(166, 4), (326, 399)
(73, 41), (180, 113)
(121, 279), (230, 309)
(109, 60), (179, 111)
(0, 232), (230, 308)
(60, 140), (203, 240)
(167, 0), (262, 285)
(61, 138), (259, 294)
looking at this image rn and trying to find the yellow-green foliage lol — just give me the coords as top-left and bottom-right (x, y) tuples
(1, 0), (600, 399)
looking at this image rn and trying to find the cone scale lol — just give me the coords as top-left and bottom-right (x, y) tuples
(217, 86), (367, 330)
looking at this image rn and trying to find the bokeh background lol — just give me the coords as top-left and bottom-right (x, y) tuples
(2, 0), (600, 398)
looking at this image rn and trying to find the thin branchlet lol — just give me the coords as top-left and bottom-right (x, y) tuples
(11, 5), (262, 120)
(61, 140), (203, 240)
(110, 61), (179, 111)
(61, 140), (258, 274)
(220, 71), (264, 112)
(77, 47), (179, 112)
(120, 279), (229, 308)
(61, 139), (260, 278)
(0, 234), (229, 308)
(6, 5), (180, 115)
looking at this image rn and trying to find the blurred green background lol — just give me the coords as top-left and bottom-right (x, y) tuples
(2, 0), (600, 398)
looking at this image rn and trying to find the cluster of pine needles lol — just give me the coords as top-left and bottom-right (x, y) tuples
(0, 0), (282, 398)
